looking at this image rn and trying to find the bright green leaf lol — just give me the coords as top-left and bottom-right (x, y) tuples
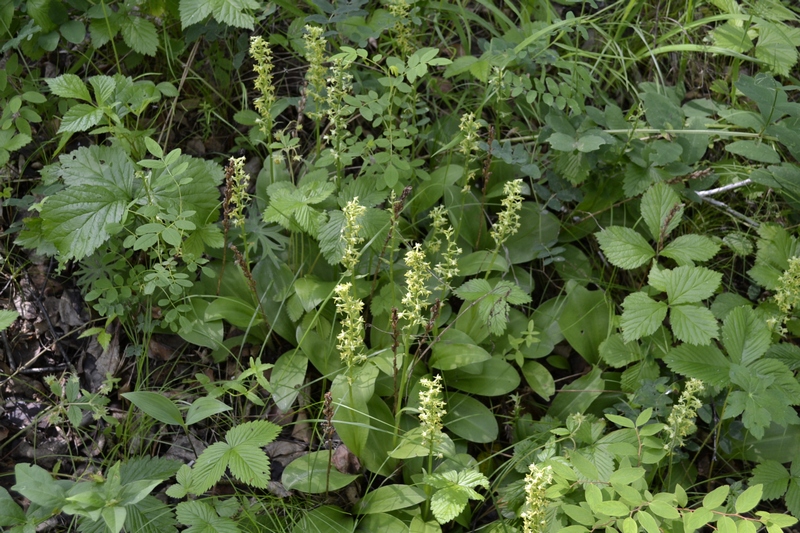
(596, 226), (655, 269)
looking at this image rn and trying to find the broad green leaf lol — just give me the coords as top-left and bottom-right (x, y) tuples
(356, 513), (408, 533)
(282, 451), (359, 493)
(711, 22), (754, 53)
(443, 358), (520, 396)
(185, 397), (231, 426)
(270, 350), (308, 411)
(670, 304), (718, 345)
(640, 182), (683, 241)
(620, 292), (668, 342)
(599, 333), (642, 367)
(563, 504), (595, 526)
(661, 235), (721, 266)
(60, 20), (85, 44)
(641, 91), (684, 130)
(725, 140), (781, 164)
(223, 444), (270, 488)
(718, 516), (738, 533)
(46, 74), (92, 102)
(102, 506), (127, 533)
(58, 103), (104, 133)
(663, 266), (722, 305)
(522, 360), (555, 400)
(685, 507), (713, 532)
(722, 306), (771, 366)
(649, 500), (681, 520)
(735, 484), (763, 514)
(120, 16), (158, 56)
(595, 500), (632, 517)
(458, 250), (509, 276)
(610, 467), (645, 485)
(430, 486), (469, 523)
(0, 488), (25, 527)
(12, 464), (66, 509)
(548, 366), (604, 420)
(354, 485), (426, 514)
(755, 21), (798, 77)
(637, 510), (661, 533)
(443, 392), (498, 443)
(293, 505), (354, 533)
(0, 310), (18, 331)
(122, 391), (183, 425)
(558, 284), (611, 365)
(176, 500), (239, 533)
(430, 342), (491, 370)
(703, 485), (730, 509)
(596, 226), (655, 269)
(504, 203), (561, 265)
(212, 0), (257, 29)
(179, 0), (213, 27)
(750, 461), (790, 500)
(664, 344), (731, 387)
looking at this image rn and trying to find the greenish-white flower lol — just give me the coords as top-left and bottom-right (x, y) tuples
(399, 243), (432, 328)
(491, 179), (524, 246)
(663, 378), (705, 450)
(341, 197), (366, 274)
(419, 374), (446, 446)
(227, 156), (250, 229)
(249, 36), (276, 134)
(333, 282), (366, 368)
(521, 462), (552, 533)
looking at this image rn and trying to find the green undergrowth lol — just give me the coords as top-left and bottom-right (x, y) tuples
(2, 0), (800, 532)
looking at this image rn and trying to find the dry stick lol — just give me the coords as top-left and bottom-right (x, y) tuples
(699, 196), (760, 228)
(695, 178), (752, 197)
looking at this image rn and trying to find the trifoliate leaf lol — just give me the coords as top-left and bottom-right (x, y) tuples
(669, 304), (718, 345)
(620, 292), (668, 342)
(722, 306), (771, 366)
(663, 344), (731, 387)
(640, 182), (683, 241)
(120, 16), (158, 56)
(223, 444), (270, 488)
(660, 235), (721, 266)
(189, 442), (228, 494)
(663, 265), (722, 305)
(176, 501), (239, 533)
(225, 420), (281, 448)
(750, 461), (790, 500)
(596, 226), (655, 269)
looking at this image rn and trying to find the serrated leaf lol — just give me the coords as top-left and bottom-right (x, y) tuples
(430, 487), (468, 524)
(212, 0), (256, 29)
(750, 461), (790, 500)
(223, 444), (270, 488)
(179, 0), (213, 28)
(670, 304), (718, 345)
(620, 292), (668, 342)
(663, 266), (722, 305)
(664, 344), (731, 387)
(596, 226), (655, 269)
(0, 310), (18, 331)
(735, 484), (763, 513)
(599, 333), (642, 367)
(119, 456), (181, 485)
(722, 306), (771, 366)
(455, 279), (492, 300)
(225, 420), (281, 447)
(89, 75), (116, 107)
(58, 103), (104, 133)
(711, 22), (754, 53)
(11, 464), (66, 509)
(46, 74), (92, 102)
(120, 16), (158, 56)
(190, 442), (229, 494)
(755, 21), (798, 77)
(661, 235), (721, 266)
(640, 182), (683, 241)
(124, 495), (178, 533)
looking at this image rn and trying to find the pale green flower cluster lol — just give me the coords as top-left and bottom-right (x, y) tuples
(333, 282), (366, 368)
(341, 197), (366, 274)
(458, 113), (481, 189)
(663, 378), (705, 450)
(521, 463), (553, 533)
(399, 243), (432, 328)
(227, 157), (250, 229)
(249, 36), (276, 135)
(429, 206), (461, 288)
(387, 0), (413, 54)
(419, 374), (446, 446)
(773, 256), (800, 320)
(324, 56), (354, 161)
(303, 25), (328, 118)
(491, 179), (524, 246)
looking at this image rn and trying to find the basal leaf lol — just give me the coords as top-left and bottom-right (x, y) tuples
(122, 391), (183, 425)
(641, 91), (684, 130)
(670, 304), (718, 345)
(722, 306), (771, 365)
(660, 235), (721, 266)
(640, 182), (683, 241)
(596, 226), (655, 269)
(663, 265), (722, 305)
(620, 292), (668, 342)
(120, 16), (158, 56)
(12, 464), (66, 509)
(664, 344), (731, 387)
(354, 485), (426, 514)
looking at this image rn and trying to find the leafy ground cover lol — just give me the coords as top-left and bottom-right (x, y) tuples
(2, 0), (800, 531)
